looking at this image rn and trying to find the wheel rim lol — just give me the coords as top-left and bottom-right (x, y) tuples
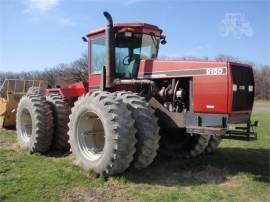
(20, 108), (32, 142)
(76, 111), (105, 161)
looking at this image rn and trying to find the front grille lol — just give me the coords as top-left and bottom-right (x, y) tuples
(231, 65), (254, 111)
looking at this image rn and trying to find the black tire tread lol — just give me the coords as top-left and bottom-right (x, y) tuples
(46, 93), (70, 151)
(186, 134), (211, 158)
(68, 91), (137, 176)
(159, 130), (210, 159)
(203, 135), (222, 154)
(26, 87), (44, 95)
(16, 94), (54, 153)
(115, 91), (160, 169)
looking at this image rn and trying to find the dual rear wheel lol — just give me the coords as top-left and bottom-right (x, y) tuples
(159, 129), (222, 158)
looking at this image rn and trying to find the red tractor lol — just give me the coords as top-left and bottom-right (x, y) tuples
(16, 12), (257, 176)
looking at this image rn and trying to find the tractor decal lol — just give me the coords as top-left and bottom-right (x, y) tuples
(138, 67), (227, 79)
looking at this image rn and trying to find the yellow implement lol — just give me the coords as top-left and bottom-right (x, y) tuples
(0, 79), (42, 129)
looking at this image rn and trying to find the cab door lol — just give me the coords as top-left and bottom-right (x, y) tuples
(88, 35), (105, 91)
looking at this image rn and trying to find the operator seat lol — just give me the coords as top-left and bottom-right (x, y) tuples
(126, 54), (140, 78)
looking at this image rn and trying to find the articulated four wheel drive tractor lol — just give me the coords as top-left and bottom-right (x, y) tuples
(16, 12), (258, 176)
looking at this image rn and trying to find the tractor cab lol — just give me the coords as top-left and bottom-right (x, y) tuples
(86, 17), (164, 90)
(114, 29), (160, 78)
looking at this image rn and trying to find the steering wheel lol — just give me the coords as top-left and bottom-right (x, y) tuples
(122, 55), (132, 65)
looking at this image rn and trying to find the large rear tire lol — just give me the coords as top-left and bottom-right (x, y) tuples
(16, 94), (54, 153)
(116, 92), (160, 169)
(46, 93), (70, 152)
(203, 135), (222, 154)
(68, 91), (137, 176)
(159, 129), (210, 158)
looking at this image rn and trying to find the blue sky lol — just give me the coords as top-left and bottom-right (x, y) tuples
(0, 0), (269, 72)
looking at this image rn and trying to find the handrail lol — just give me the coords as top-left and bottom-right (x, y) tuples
(0, 79), (41, 82)
(0, 79), (43, 96)
(0, 80), (7, 94)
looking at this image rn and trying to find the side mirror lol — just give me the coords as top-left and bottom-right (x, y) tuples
(161, 35), (167, 45)
(82, 36), (88, 42)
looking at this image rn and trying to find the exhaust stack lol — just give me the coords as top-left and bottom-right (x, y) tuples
(103, 11), (115, 88)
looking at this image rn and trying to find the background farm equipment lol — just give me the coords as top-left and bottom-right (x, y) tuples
(0, 79), (42, 129)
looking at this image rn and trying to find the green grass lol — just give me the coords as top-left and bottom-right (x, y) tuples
(0, 102), (269, 201)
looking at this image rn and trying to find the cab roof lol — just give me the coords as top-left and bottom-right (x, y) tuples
(87, 22), (162, 37)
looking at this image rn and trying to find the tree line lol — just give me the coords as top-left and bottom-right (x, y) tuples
(0, 53), (269, 100)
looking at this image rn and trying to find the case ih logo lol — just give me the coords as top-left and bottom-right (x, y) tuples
(139, 67), (227, 79)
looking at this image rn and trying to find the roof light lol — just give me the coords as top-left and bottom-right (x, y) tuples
(127, 27), (135, 32)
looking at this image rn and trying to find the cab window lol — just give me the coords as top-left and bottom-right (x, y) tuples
(91, 38), (105, 74)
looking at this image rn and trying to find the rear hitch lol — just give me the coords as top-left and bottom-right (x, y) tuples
(223, 120), (259, 141)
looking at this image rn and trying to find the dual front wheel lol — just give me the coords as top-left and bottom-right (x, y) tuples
(68, 91), (160, 175)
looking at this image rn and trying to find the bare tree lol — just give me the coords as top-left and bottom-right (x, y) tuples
(67, 53), (88, 83)
(215, 54), (240, 62)
(254, 65), (270, 100)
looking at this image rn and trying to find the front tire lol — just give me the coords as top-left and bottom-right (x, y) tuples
(116, 92), (160, 169)
(46, 93), (70, 152)
(68, 91), (137, 176)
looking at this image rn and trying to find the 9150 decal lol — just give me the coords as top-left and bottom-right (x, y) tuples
(139, 67), (227, 79)
(206, 68), (224, 75)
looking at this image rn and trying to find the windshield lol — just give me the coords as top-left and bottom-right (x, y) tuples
(115, 33), (160, 79)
